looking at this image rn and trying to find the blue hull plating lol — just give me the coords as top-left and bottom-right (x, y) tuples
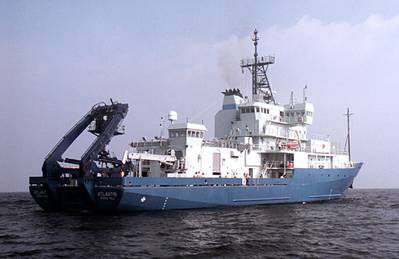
(94, 163), (362, 211)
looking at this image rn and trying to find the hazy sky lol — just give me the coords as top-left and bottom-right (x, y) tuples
(1, 0), (399, 191)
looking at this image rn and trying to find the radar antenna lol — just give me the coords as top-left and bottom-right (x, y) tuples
(241, 29), (276, 104)
(344, 107), (354, 161)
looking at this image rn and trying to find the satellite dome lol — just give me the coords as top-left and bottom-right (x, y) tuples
(168, 110), (178, 123)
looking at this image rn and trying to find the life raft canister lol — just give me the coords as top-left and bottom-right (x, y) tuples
(287, 142), (298, 149)
(287, 161), (294, 169)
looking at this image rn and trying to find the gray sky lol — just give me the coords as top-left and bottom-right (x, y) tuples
(1, 0), (398, 192)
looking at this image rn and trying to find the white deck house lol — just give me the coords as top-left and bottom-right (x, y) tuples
(128, 88), (350, 180)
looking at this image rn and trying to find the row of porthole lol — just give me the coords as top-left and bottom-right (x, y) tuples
(308, 174), (347, 177)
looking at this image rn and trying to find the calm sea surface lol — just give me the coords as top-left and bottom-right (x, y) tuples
(0, 189), (398, 258)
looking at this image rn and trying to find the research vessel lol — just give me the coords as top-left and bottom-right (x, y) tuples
(29, 30), (362, 211)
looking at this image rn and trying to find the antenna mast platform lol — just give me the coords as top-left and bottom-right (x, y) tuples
(240, 29), (276, 104)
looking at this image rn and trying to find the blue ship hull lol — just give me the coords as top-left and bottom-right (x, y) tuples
(29, 163), (362, 211)
(92, 163), (362, 211)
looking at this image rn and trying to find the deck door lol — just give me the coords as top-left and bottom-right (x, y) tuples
(212, 153), (221, 175)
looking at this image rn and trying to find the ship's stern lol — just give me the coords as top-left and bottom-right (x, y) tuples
(29, 177), (60, 211)
(93, 177), (124, 211)
(29, 176), (96, 211)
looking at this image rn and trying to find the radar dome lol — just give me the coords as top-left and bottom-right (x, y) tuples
(168, 110), (178, 123)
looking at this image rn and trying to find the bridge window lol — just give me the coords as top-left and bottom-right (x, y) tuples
(183, 130), (204, 138)
(175, 130), (186, 137)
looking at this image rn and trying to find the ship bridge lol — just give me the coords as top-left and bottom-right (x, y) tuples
(168, 122), (207, 157)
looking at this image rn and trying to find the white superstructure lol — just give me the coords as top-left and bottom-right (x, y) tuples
(127, 30), (351, 180)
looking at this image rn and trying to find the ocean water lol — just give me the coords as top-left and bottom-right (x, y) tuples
(0, 190), (398, 258)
